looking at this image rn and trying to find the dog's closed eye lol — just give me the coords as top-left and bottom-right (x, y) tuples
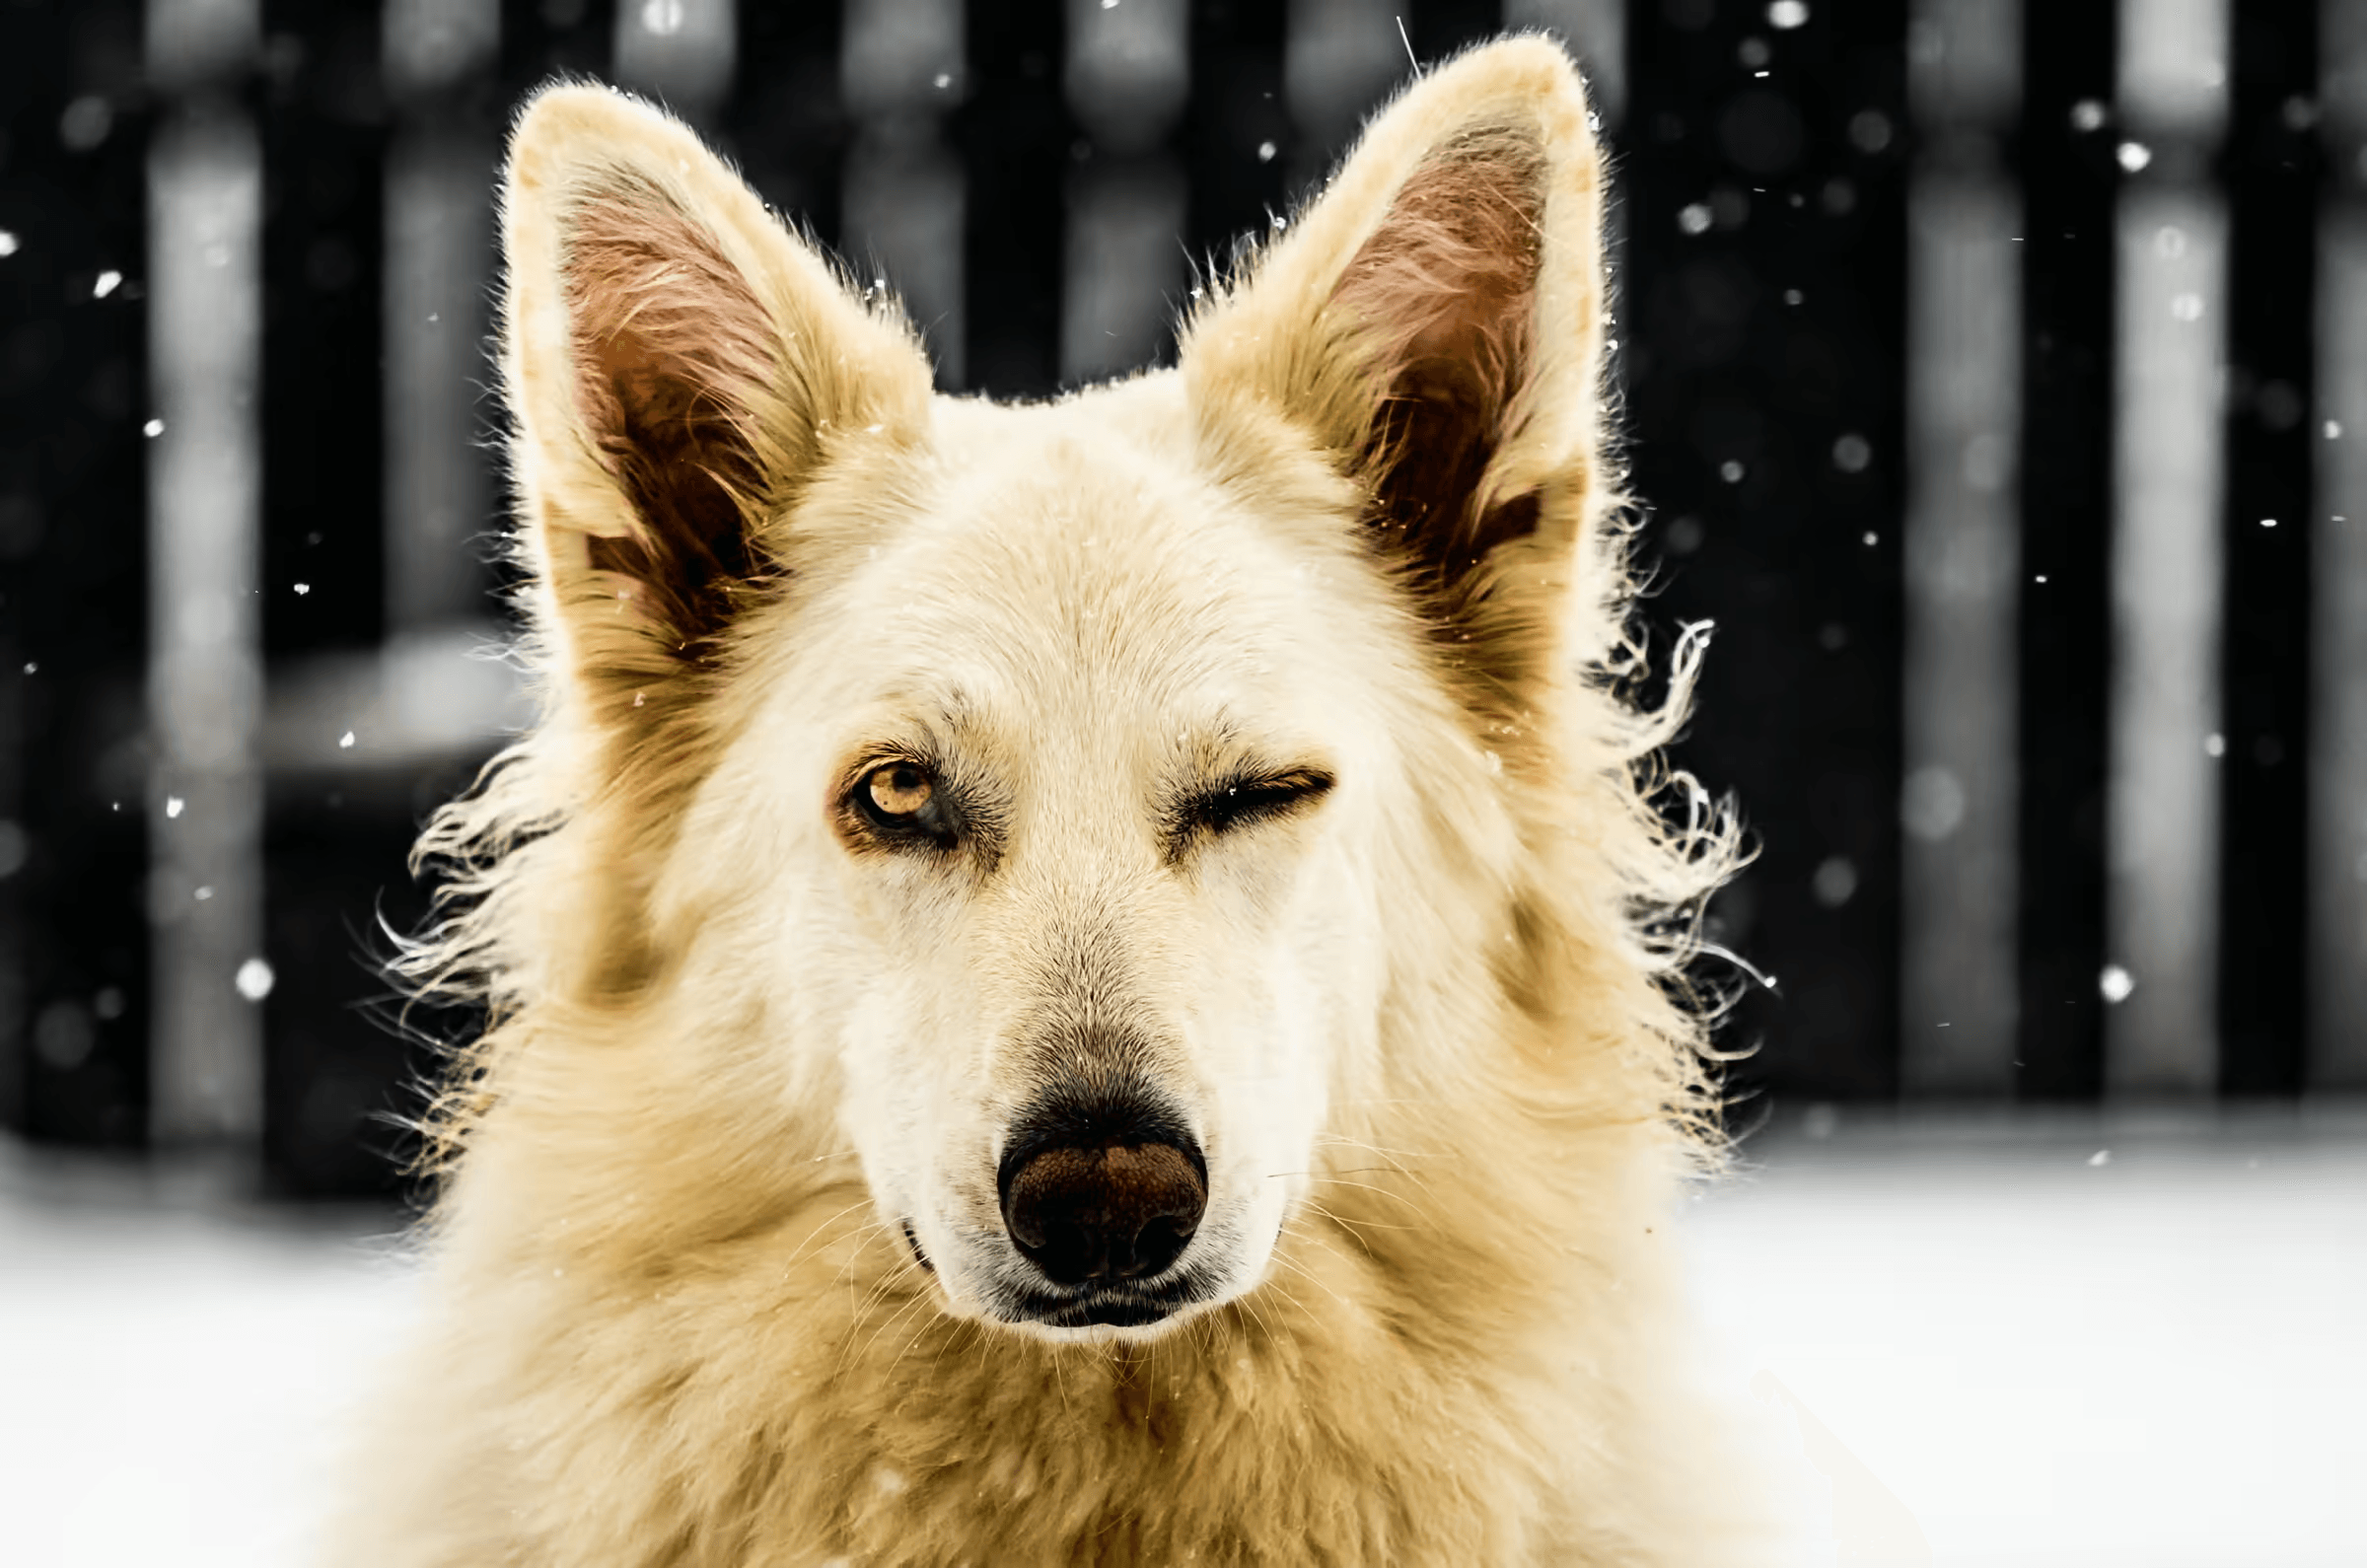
(1173, 768), (1335, 849)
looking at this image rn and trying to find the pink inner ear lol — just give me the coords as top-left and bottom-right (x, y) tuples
(564, 187), (777, 644)
(1331, 131), (1546, 586)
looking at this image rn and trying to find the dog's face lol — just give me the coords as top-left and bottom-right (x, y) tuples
(730, 403), (1419, 1337)
(497, 46), (1609, 1340)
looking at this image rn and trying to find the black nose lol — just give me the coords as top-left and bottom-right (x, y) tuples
(998, 1094), (1207, 1286)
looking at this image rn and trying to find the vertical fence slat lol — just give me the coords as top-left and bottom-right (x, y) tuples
(2314, 0), (2367, 1089)
(385, 0), (499, 638)
(843, 0), (967, 388)
(612, 0), (737, 119)
(1060, 0), (1186, 383)
(2106, 0), (2230, 1096)
(1285, 0), (1404, 187)
(963, 0), (1068, 393)
(1181, 0), (1289, 272)
(0, 0), (155, 1146)
(722, 5), (846, 252)
(146, 0), (266, 1143)
(1900, 0), (2021, 1095)
(2015, 4), (2117, 1100)
(2215, 1), (2318, 1097)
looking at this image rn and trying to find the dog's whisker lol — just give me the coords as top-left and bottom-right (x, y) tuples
(782, 1197), (885, 1275)
(1303, 1176), (1430, 1219)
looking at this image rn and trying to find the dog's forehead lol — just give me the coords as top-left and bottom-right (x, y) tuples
(824, 395), (1368, 730)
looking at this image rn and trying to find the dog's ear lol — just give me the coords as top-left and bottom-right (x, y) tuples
(1180, 38), (1616, 700)
(499, 84), (931, 724)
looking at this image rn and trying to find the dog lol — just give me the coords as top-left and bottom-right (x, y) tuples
(334, 36), (1779, 1566)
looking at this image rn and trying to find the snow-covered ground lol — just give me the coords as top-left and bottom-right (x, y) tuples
(1687, 1106), (2367, 1568)
(3, 1106), (2361, 1567)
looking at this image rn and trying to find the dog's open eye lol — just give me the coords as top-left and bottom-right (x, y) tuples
(866, 762), (934, 819)
(851, 759), (958, 848)
(1178, 767), (1335, 845)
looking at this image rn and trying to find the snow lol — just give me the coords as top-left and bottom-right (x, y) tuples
(0, 1147), (417, 1567)
(233, 958), (274, 1002)
(3, 1109), (2361, 1567)
(1687, 1108), (2367, 1568)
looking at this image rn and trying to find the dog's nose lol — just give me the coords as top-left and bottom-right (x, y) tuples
(1002, 1140), (1205, 1283)
(998, 1105), (1206, 1285)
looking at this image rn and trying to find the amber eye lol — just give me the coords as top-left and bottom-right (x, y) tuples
(851, 759), (958, 849)
(865, 761), (934, 819)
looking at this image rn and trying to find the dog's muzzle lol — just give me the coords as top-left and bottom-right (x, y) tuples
(992, 1087), (1208, 1326)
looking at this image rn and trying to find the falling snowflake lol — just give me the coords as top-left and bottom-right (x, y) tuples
(235, 957), (275, 1002)
(338, 730), (356, 749)
(2099, 964), (2134, 1004)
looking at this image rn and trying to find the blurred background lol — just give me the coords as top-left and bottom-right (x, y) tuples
(1, 2), (2363, 1565)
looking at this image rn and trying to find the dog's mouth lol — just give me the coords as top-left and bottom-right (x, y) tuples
(902, 1215), (1212, 1330)
(995, 1272), (1212, 1330)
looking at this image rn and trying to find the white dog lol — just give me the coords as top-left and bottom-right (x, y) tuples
(334, 37), (1791, 1566)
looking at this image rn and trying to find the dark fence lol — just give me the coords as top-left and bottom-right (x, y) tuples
(0, 0), (2358, 1195)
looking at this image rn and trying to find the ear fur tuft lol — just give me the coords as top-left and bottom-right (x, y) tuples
(499, 83), (933, 716)
(565, 178), (777, 647)
(1179, 37), (1617, 708)
(1333, 126), (1547, 589)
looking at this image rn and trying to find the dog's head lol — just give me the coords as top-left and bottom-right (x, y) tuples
(490, 41), (1622, 1341)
